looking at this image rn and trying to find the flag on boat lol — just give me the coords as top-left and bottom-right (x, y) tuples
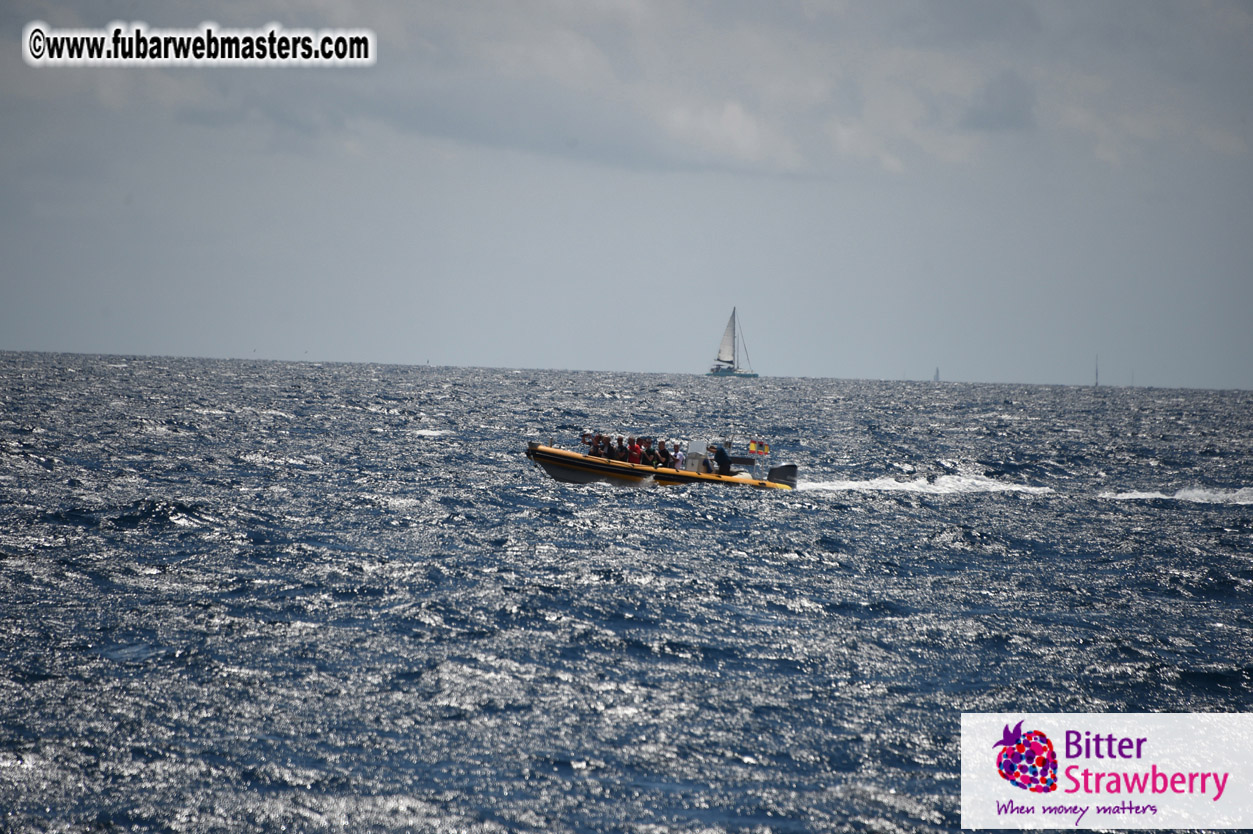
(748, 441), (770, 455)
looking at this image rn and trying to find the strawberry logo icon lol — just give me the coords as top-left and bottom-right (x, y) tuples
(994, 720), (1058, 792)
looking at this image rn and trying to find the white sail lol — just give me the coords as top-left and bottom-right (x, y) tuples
(715, 309), (737, 366)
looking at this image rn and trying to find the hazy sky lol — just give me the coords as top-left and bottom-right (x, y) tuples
(4, 1), (1251, 388)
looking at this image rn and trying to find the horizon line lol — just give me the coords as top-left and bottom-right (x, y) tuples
(1, 348), (1248, 393)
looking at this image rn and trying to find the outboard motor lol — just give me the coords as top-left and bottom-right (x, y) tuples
(766, 464), (798, 489)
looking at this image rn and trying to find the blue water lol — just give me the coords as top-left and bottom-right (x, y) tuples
(1, 352), (1250, 832)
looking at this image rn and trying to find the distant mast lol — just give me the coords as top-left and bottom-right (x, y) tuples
(933, 367), (940, 383)
(1094, 355), (1099, 388)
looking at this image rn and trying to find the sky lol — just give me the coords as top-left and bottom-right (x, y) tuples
(3, 1), (1251, 389)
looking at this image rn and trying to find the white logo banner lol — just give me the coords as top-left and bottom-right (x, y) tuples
(961, 713), (1253, 829)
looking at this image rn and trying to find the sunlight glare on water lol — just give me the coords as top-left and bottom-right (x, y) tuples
(1, 353), (1250, 832)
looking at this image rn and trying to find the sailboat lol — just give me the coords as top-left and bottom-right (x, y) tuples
(706, 307), (758, 378)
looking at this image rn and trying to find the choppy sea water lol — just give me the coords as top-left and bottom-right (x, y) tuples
(1, 352), (1250, 833)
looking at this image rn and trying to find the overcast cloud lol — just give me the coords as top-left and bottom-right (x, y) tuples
(3, 0), (1251, 388)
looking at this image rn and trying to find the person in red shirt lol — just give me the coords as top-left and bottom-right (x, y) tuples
(627, 437), (642, 464)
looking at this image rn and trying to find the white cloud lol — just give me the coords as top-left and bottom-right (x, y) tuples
(825, 118), (904, 173)
(476, 25), (618, 92)
(660, 99), (803, 170)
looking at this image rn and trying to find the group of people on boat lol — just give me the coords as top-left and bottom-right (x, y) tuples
(580, 432), (736, 476)
(581, 433), (687, 470)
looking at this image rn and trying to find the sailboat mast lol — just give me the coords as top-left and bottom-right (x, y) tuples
(737, 310), (753, 373)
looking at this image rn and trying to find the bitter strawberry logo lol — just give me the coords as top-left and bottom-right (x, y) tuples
(994, 720), (1058, 793)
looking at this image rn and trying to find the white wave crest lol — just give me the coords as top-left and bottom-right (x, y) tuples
(1099, 487), (1253, 505)
(799, 474), (1052, 496)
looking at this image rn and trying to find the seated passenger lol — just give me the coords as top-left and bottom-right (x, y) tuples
(640, 438), (660, 467)
(672, 441), (686, 470)
(714, 444), (733, 476)
(655, 440), (673, 469)
(613, 436), (628, 461)
(627, 437), (642, 464)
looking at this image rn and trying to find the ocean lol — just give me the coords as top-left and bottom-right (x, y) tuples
(1, 352), (1250, 833)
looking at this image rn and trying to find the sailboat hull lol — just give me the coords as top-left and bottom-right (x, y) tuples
(706, 368), (758, 378)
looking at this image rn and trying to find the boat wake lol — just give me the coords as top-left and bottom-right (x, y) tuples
(799, 474), (1052, 496)
(1098, 486), (1253, 505)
